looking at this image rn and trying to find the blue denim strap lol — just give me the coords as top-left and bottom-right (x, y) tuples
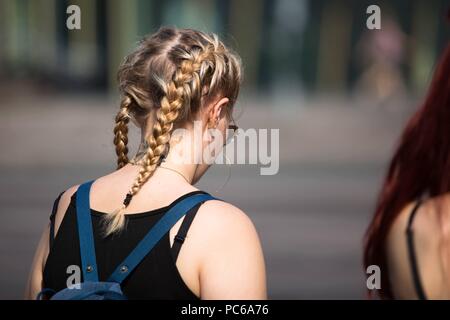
(107, 193), (219, 284)
(50, 282), (126, 300)
(76, 179), (99, 282)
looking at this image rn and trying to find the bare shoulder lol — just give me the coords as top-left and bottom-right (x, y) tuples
(25, 184), (83, 299)
(386, 201), (425, 299)
(52, 184), (81, 233)
(59, 184), (80, 204)
(388, 196), (445, 241)
(388, 202), (416, 242)
(192, 199), (267, 299)
(387, 195), (450, 299)
(385, 201), (416, 265)
(391, 196), (450, 243)
(192, 198), (264, 264)
(414, 195), (450, 242)
(195, 199), (258, 239)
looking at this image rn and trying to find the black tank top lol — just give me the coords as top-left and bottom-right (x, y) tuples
(43, 189), (208, 300)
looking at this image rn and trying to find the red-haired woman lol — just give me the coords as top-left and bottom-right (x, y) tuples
(364, 41), (450, 299)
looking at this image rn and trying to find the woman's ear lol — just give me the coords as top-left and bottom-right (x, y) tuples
(209, 97), (230, 125)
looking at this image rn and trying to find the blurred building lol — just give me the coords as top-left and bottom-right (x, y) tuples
(0, 0), (448, 96)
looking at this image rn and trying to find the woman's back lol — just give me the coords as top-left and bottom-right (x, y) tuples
(386, 194), (450, 299)
(45, 188), (208, 299)
(46, 165), (205, 298)
(29, 163), (266, 299)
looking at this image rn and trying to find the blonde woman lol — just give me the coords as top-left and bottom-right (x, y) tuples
(25, 27), (267, 300)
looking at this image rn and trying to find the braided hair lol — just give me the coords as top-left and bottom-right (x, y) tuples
(106, 27), (242, 236)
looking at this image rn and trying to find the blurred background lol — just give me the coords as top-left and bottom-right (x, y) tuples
(0, 0), (449, 299)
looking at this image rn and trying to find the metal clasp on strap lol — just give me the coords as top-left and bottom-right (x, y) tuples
(174, 235), (185, 243)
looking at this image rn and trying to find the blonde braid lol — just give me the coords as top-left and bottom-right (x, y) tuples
(113, 96), (132, 169)
(103, 27), (242, 237)
(103, 45), (216, 236)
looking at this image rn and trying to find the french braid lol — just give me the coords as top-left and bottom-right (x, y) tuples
(105, 27), (242, 236)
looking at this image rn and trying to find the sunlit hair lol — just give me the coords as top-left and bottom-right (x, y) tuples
(107, 27), (243, 236)
(363, 41), (450, 299)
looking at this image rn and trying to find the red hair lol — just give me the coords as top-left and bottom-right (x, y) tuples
(363, 40), (450, 299)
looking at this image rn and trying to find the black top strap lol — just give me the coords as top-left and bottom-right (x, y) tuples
(405, 199), (427, 300)
(49, 191), (65, 249)
(171, 202), (202, 262)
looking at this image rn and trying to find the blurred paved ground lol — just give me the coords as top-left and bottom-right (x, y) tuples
(0, 88), (415, 299)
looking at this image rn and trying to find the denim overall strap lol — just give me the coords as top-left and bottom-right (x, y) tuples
(76, 179), (99, 282)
